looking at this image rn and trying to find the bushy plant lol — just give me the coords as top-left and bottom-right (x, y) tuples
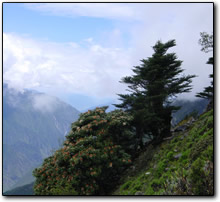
(33, 107), (133, 195)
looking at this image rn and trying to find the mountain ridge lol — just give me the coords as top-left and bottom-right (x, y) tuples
(3, 84), (80, 192)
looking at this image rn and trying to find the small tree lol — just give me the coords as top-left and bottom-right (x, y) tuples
(115, 40), (195, 145)
(196, 32), (213, 106)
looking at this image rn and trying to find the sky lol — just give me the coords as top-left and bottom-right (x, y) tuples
(3, 2), (213, 111)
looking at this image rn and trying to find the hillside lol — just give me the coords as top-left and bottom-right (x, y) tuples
(171, 98), (209, 126)
(5, 104), (212, 196)
(4, 182), (35, 196)
(113, 109), (213, 195)
(3, 84), (80, 192)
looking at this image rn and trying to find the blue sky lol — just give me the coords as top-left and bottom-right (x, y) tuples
(4, 3), (117, 43)
(3, 3), (213, 111)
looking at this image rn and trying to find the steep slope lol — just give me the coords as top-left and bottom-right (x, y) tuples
(9, 106), (212, 196)
(113, 109), (213, 195)
(3, 84), (80, 192)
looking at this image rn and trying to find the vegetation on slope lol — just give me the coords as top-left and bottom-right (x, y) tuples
(114, 109), (213, 195)
(33, 107), (135, 195)
(32, 37), (213, 196)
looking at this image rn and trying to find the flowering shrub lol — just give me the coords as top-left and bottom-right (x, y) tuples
(33, 107), (133, 195)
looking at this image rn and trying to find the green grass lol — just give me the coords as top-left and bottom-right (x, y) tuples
(113, 109), (213, 195)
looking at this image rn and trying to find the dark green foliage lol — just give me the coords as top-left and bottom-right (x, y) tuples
(115, 40), (195, 145)
(196, 32), (213, 103)
(33, 107), (133, 195)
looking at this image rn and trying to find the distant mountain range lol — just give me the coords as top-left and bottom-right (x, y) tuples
(3, 84), (80, 192)
(171, 98), (209, 126)
(4, 182), (35, 196)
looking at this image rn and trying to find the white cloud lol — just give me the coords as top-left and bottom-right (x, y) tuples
(32, 94), (60, 113)
(84, 38), (93, 43)
(3, 33), (133, 98)
(4, 3), (213, 102)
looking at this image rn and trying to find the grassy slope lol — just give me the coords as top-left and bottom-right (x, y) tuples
(113, 109), (213, 195)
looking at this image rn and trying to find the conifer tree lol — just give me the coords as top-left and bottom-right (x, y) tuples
(115, 40), (195, 145)
(196, 32), (213, 105)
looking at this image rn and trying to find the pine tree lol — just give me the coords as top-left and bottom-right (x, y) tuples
(196, 32), (213, 106)
(115, 40), (195, 145)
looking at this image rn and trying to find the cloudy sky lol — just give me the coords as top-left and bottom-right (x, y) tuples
(3, 3), (213, 111)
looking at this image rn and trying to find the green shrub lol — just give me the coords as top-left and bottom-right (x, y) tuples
(33, 107), (133, 195)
